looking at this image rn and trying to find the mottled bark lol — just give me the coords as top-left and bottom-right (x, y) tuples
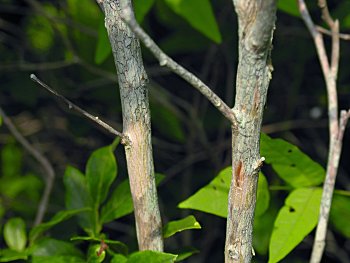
(225, 1), (276, 262)
(102, 0), (163, 251)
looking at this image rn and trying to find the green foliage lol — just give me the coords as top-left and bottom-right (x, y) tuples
(163, 215), (201, 238)
(0, 249), (28, 262)
(30, 238), (85, 262)
(86, 145), (117, 208)
(179, 168), (269, 218)
(134, 0), (156, 23)
(29, 208), (91, 243)
(127, 250), (177, 262)
(1, 143), (22, 178)
(3, 218), (27, 252)
(163, 0), (222, 43)
(64, 166), (93, 233)
(268, 188), (322, 263)
(95, 19), (112, 65)
(277, 0), (300, 17)
(330, 195), (350, 238)
(261, 133), (325, 187)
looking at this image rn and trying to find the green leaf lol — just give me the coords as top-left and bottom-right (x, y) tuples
(30, 238), (84, 257)
(94, 19), (112, 64)
(330, 195), (350, 238)
(111, 254), (127, 263)
(174, 247), (199, 262)
(32, 256), (86, 263)
(87, 244), (105, 263)
(0, 116), (2, 126)
(268, 188), (322, 263)
(100, 179), (133, 223)
(163, 215), (201, 238)
(179, 167), (268, 218)
(64, 166), (93, 232)
(0, 249), (28, 262)
(134, 0), (156, 23)
(4, 218), (27, 252)
(29, 208), (91, 242)
(255, 173), (270, 217)
(261, 133), (325, 187)
(277, 0), (300, 17)
(100, 173), (165, 223)
(127, 251), (177, 263)
(86, 145), (117, 208)
(164, 0), (221, 43)
(1, 143), (22, 178)
(178, 167), (230, 217)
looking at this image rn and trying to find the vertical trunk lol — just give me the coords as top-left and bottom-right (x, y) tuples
(225, 1), (276, 262)
(103, 0), (163, 251)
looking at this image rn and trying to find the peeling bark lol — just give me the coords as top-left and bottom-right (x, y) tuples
(102, 0), (163, 251)
(225, 1), (276, 262)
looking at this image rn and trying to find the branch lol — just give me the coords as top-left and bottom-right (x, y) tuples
(117, 0), (237, 126)
(298, 1), (347, 262)
(0, 107), (55, 226)
(30, 74), (130, 145)
(316, 26), (350, 41)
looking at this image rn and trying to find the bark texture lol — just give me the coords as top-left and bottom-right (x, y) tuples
(102, 0), (163, 251)
(225, 1), (276, 262)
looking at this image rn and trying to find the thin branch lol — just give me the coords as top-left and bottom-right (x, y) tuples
(0, 107), (55, 226)
(117, 0), (237, 126)
(298, 1), (348, 262)
(316, 26), (350, 40)
(30, 74), (130, 145)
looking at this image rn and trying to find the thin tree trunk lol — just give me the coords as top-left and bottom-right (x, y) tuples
(102, 0), (163, 251)
(225, 1), (276, 262)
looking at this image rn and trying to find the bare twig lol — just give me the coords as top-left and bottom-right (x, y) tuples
(298, 1), (349, 262)
(30, 74), (130, 145)
(316, 26), (350, 40)
(117, 0), (237, 126)
(0, 107), (55, 226)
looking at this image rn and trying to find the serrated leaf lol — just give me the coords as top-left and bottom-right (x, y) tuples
(0, 249), (28, 262)
(163, 215), (201, 238)
(127, 251), (177, 263)
(4, 218), (27, 252)
(261, 133), (325, 187)
(330, 195), (350, 238)
(268, 188), (322, 263)
(164, 0), (221, 43)
(255, 173), (270, 216)
(134, 0), (155, 23)
(277, 0), (300, 17)
(29, 208), (90, 242)
(86, 145), (117, 208)
(64, 166), (93, 232)
(95, 19), (112, 64)
(100, 173), (165, 223)
(179, 167), (268, 218)
(30, 238), (84, 262)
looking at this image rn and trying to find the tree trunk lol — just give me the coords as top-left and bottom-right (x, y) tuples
(225, 1), (276, 262)
(102, 0), (163, 251)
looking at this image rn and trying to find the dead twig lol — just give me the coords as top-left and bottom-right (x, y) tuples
(30, 74), (130, 145)
(298, 1), (348, 262)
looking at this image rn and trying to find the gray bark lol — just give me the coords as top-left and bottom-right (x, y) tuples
(225, 1), (276, 262)
(102, 0), (163, 251)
